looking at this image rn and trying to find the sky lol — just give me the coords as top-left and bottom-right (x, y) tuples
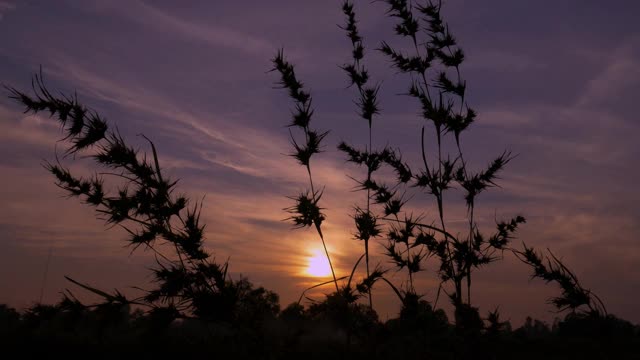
(0, 0), (639, 326)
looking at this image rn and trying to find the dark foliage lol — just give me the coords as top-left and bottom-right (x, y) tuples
(3, 0), (634, 358)
(273, 0), (532, 330)
(6, 71), (280, 329)
(1, 302), (638, 359)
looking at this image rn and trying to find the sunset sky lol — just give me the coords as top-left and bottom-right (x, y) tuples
(0, 0), (639, 325)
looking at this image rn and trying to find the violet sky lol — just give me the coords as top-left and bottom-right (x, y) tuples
(0, 0), (639, 325)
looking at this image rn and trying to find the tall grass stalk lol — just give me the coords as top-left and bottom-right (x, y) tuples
(273, 0), (528, 324)
(271, 52), (340, 292)
(372, 0), (529, 314)
(339, 0), (384, 308)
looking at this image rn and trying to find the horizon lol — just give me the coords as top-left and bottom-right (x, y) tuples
(0, 0), (639, 327)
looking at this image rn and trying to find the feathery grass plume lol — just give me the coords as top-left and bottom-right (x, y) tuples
(513, 244), (607, 317)
(339, 2), (380, 305)
(339, 0), (417, 308)
(382, 212), (424, 289)
(377, 0), (525, 315)
(270, 0), (529, 325)
(6, 72), (279, 327)
(271, 50), (339, 292)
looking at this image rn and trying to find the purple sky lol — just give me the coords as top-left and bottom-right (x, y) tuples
(0, 0), (639, 325)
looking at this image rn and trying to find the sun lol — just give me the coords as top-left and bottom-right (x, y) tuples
(306, 249), (332, 277)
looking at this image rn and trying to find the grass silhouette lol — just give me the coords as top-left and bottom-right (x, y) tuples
(2, 0), (639, 358)
(272, 0), (527, 334)
(5, 69), (279, 329)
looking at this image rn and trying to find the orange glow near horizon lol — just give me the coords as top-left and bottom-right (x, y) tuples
(306, 249), (332, 277)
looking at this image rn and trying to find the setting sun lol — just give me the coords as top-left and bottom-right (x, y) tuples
(306, 249), (332, 277)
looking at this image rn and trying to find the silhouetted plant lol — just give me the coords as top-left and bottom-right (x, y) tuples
(485, 307), (510, 337)
(293, 254), (393, 347)
(375, 0), (527, 314)
(306, 290), (380, 347)
(0, 305), (20, 331)
(3, 1), (630, 357)
(273, 0), (527, 327)
(513, 243), (607, 317)
(516, 316), (551, 339)
(338, 1), (391, 308)
(6, 71), (279, 327)
(396, 292), (450, 336)
(280, 302), (306, 323)
(271, 51), (339, 292)
(557, 312), (635, 339)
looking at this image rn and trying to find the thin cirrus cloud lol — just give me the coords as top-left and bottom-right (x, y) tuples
(0, 1), (15, 21)
(0, 0), (639, 324)
(31, 53), (285, 178)
(78, 0), (279, 58)
(465, 49), (547, 73)
(37, 53), (357, 196)
(576, 36), (640, 109)
(0, 39), (367, 301)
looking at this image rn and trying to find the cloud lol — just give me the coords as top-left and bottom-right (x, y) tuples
(476, 108), (536, 128)
(0, 50), (368, 283)
(467, 49), (547, 72)
(81, 0), (276, 57)
(0, 1), (16, 21)
(576, 37), (640, 108)
(478, 101), (639, 168)
(0, 104), (62, 148)
(27, 52), (362, 193)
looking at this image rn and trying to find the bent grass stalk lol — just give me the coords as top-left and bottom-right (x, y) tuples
(5, 71), (281, 325)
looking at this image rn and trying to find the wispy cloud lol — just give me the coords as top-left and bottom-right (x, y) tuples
(480, 101), (639, 168)
(81, 0), (276, 57)
(34, 52), (361, 191)
(467, 49), (547, 72)
(0, 1), (16, 21)
(576, 37), (640, 108)
(0, 50), (367, 282)
(0, 105), (61, 148)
